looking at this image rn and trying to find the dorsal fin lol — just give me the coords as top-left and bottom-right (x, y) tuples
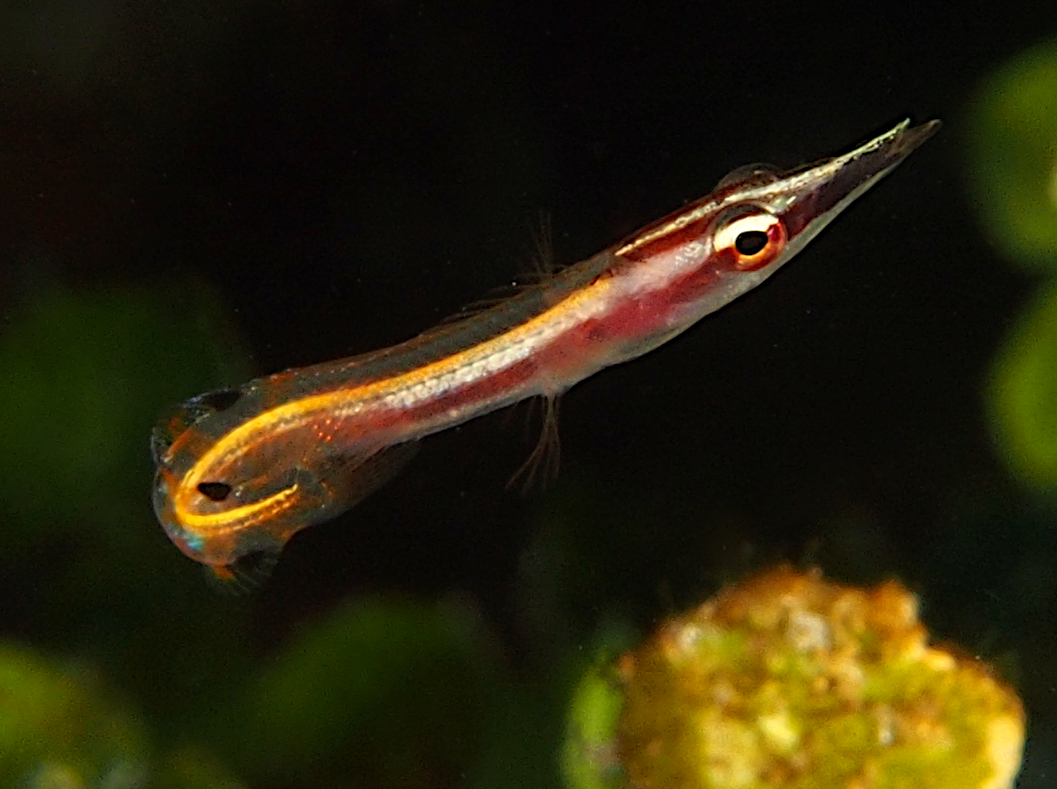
(427, 213), (557, 330)
(151, 387), (245, 465)
(528, 209), (557, 277)
(428, 274), (548, 330)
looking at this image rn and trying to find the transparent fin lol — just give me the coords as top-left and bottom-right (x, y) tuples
(528, 209), (557, 277)
(151, 386), (245, 466)
(430, 212), (557, 330)
(314, 440), (421, 511)
(201, 444), (419, 593)
(205, 548), (281, 595)
(429, 277), (551, 330)
(508, 394), (561, 492)
(431, 292), (528, 328)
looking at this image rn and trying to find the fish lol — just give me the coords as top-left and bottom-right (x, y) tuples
(151, 119), (940, 583)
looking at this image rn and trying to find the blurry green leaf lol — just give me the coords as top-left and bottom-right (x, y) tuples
(225, 598), (492, 788)
(154, 745), (247, 789)
(0, 279), (252, 545)
(989, 280), (1057, 486)
(0, 642), (148, 788)
(0, 278), (258, 722)
(967, 39), (1057, 270)
(562, 658), (625, 789)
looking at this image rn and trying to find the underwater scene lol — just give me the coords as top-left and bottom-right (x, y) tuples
(1, 3), (1056, 788)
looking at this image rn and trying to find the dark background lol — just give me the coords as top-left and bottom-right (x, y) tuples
(2, 2), (1055, 787)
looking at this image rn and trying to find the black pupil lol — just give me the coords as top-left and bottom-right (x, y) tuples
(198, 481), (232, 502)
(735, 230), (769, 256)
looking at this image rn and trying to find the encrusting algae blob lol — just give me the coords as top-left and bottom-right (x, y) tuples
(581, 567), (1025, 789)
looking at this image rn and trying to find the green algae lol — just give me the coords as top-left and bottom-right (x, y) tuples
(224, 598), (490, 788)
(0, 280), (252, 543)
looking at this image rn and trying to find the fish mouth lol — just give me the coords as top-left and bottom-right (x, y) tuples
(773, 119), (941, 243)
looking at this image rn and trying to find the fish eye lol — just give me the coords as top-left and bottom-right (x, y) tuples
(735, 230), (768, 256)
(198, 481), (233, 502)
(713, 209), (787, 271)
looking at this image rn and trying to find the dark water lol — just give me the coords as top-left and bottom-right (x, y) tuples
(1, 3), (1054, 787)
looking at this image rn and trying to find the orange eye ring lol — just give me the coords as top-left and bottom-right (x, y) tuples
(713, 210), (788, 271)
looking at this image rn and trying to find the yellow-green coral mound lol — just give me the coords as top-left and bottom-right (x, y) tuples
(615, 568), (1024, 789)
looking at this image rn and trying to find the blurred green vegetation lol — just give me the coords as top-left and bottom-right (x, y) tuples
(562, 656), (625, 789)
(967, 40), (1057, 271)
(222, 599), (490, 787)
(0, 279), (253, 786)
(973, 38), (1057, 489)
(0, 280), (256, 718)
(0, 643), (148, 788)
(989, 282), (1057, 487)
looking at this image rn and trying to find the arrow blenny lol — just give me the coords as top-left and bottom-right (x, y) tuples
(152, 119), (939, 582)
